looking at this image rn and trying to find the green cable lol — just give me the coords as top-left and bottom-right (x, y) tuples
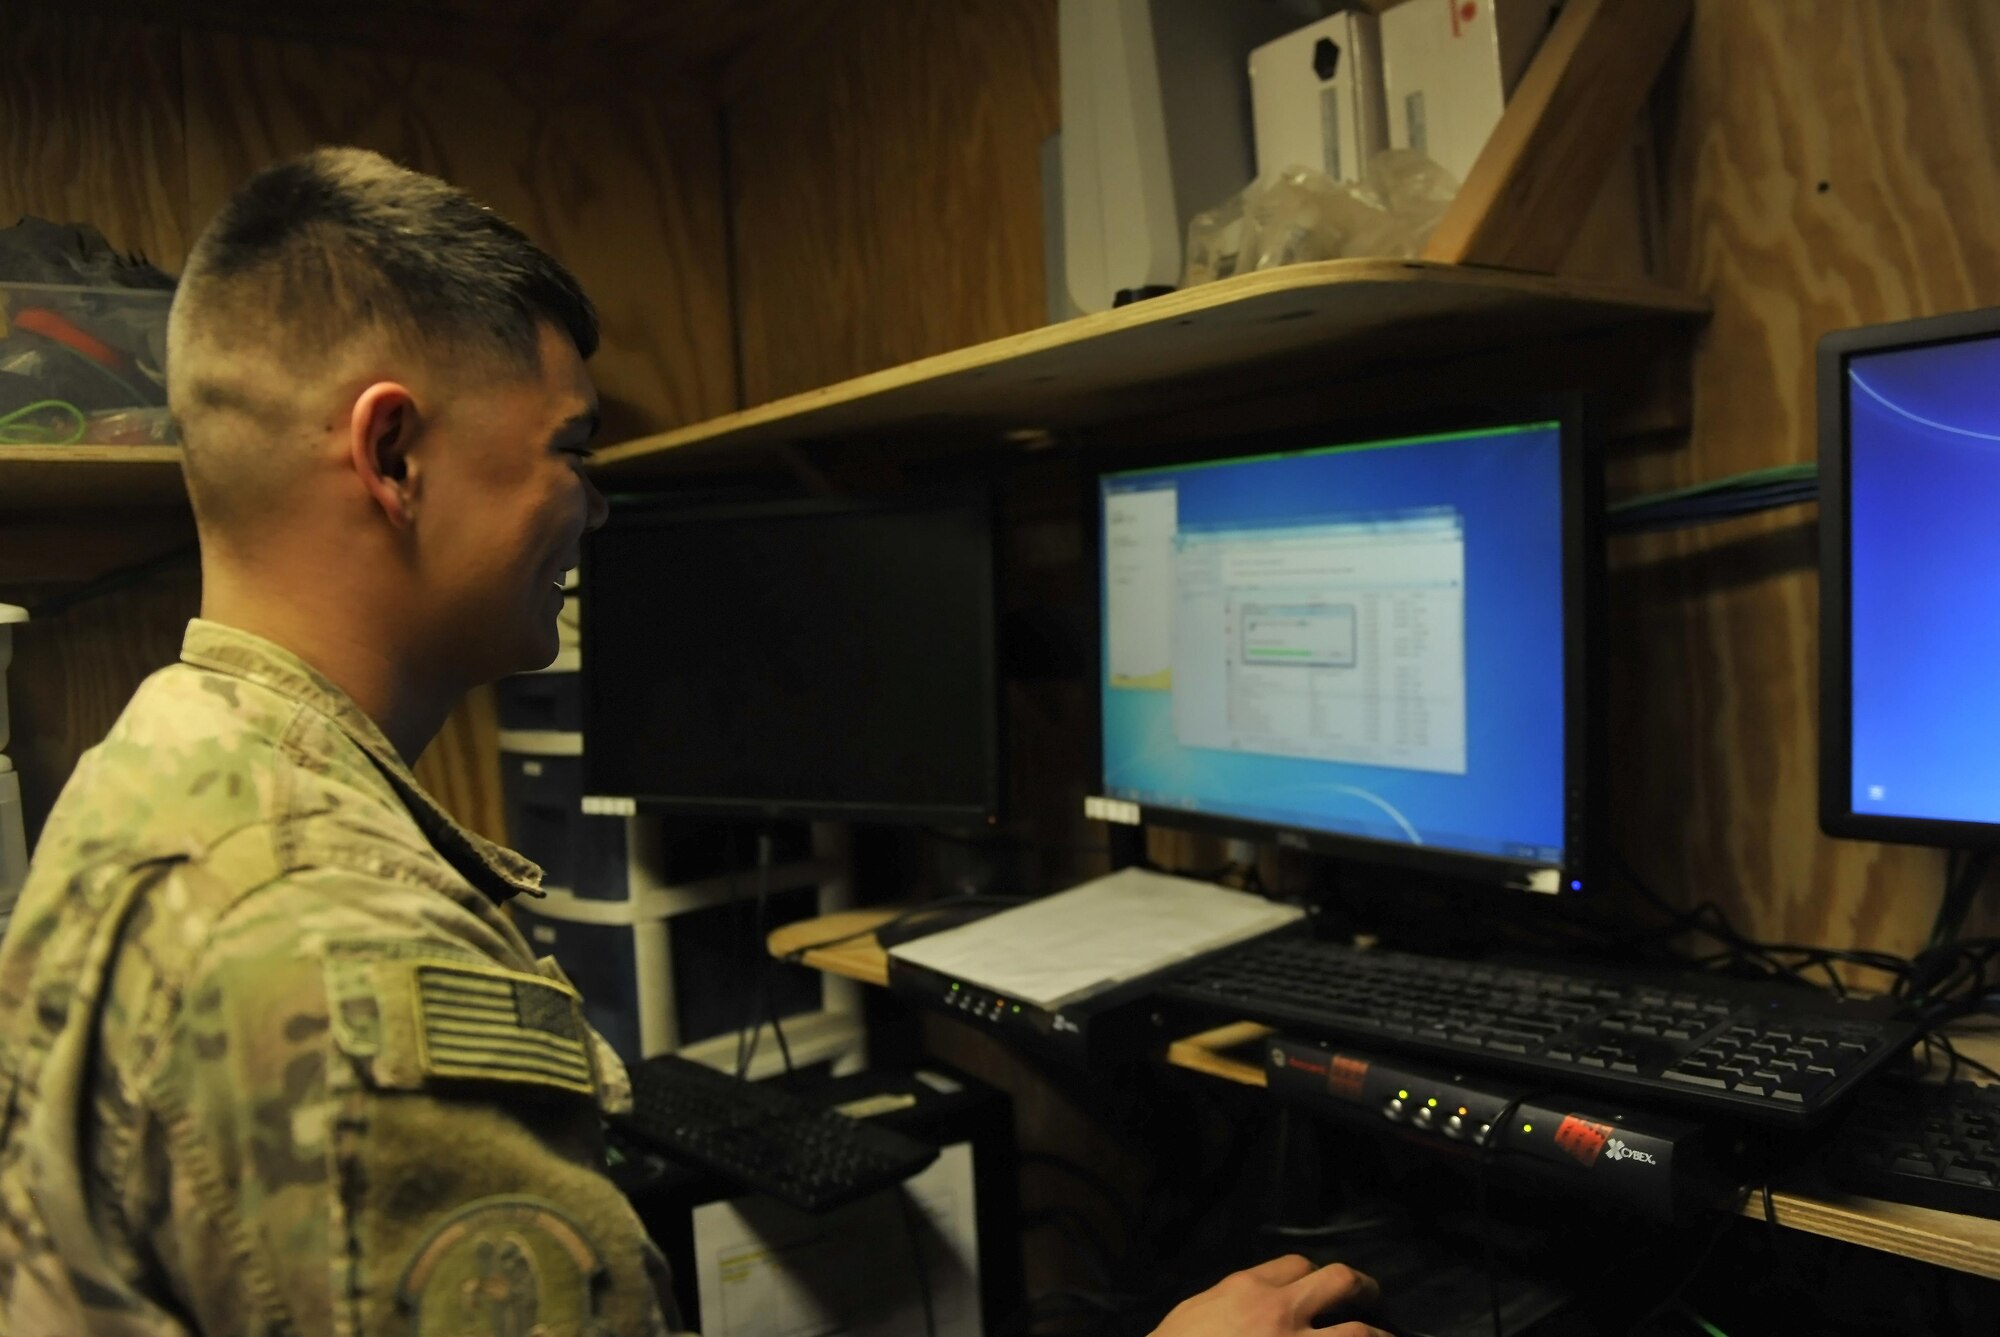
(0, 398), (88, 445)
(1680, 1304), (1731, 1337)
(1609, 463), (1817, 515)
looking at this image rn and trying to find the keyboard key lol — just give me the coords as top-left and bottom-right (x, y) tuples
(1666, 1069), (1730, 1089)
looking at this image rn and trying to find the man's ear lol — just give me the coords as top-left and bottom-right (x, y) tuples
(349, 381), (423, 526)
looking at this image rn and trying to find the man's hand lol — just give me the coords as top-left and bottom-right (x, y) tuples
(1148, 1254), (1390, 1337)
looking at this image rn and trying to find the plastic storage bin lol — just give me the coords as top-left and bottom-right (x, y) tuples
(498, 749), (628, 895)
(513, 883), (849, 1067)
(1, 282), (174, 442)
(497, 743), (810, 900)
(497, 671), (582, 734)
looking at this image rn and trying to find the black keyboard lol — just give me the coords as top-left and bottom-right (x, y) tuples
(1161, 938), (1916, 1125)
(1822, 1079), (2000, 1218)
(613, 1054), (939, 1212)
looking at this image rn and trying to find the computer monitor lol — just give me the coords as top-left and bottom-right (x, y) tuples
(1820, 307), (2000, 848)
(1092, 404), (1597, 893)
(582, 492), (1002, 825)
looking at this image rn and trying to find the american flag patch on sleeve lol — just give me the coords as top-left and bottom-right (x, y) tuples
(413, 963), (596, 1097)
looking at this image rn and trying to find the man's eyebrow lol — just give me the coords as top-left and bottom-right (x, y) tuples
(548, 408), (601, 449)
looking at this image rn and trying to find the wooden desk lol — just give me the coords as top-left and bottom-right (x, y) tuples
(768, 909), (2000, 1280)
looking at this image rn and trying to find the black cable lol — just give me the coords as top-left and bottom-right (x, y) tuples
(26, 542), (196, 619)
(1621, 1188), (1751, 1336)
(1612, 853), (1921, 996)
(1017, 1151), (1142, 1247)
(736, 830), (780, 1080)
(1929, 851), (1991, 949)
(730, 830), (755, 1079)
(1258, 1215), (1396, 1239)
(898, 1190), (938, 1337)
(1020, 1207), (1121, 1290)
(1475, 1092), (1541, 1337)
(1935, 1031), (2000, 1084)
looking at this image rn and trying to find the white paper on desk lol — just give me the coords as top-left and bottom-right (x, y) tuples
(692, 1141), (980, 1337)
(886, 867), (1304, 1010)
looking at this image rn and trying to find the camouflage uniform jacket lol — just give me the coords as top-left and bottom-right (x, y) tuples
(0, 620), (681, 1336)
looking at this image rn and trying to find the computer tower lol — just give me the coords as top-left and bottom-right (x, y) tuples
(511, 844), (866, 1077)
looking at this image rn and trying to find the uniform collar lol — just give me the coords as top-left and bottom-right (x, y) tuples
(179, 618), (544, 903)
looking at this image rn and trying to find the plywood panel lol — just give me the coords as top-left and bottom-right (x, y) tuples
(414, 685), (510, 847)
(1608, 0), (2000, 957)
(597, 260), (1701, 478)
(180, 29), (736, 441)
(11, 568), (510, 848)
(64, 0), (824, 80)
(726, 0), (1058, 404)
(1422, 0), (1691, 271)
(0, 7), (191, 269)
(5, 563), (199, 836)
(4, 9), (733, 852)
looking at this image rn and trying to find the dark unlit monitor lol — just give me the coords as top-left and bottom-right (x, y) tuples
(582, 493), (1001, 824)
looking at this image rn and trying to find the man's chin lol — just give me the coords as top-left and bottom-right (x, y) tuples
(514, 630), (562, 677)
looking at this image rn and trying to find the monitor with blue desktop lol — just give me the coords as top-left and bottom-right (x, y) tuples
(1821, 308), (2000, 848)
(1094, 406), (1597, 892)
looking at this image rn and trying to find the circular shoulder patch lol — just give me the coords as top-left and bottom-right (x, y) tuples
(396, 1196), (610, 1336)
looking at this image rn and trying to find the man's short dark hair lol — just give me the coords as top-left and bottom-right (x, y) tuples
(175, 145), (597, 369)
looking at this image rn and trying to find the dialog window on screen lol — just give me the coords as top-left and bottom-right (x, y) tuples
(1168, 515), (1466, 773)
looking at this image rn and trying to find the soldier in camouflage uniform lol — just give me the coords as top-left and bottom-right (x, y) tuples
(0, 148), (1387, 1337)
(0, 147), (679, 1335)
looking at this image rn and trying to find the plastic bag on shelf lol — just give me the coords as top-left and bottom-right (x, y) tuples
(1183, 151), (1461, 287)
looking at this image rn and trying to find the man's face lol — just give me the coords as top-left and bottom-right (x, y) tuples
(416, 322), (606, 687)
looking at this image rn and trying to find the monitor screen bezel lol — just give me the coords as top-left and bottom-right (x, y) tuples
(580, 489), (1005, 826)
(1086, 397), (1600, 894)
(1818, 306), (2000, 849)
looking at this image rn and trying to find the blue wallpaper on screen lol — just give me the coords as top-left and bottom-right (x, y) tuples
(1847, 336), (2000, 824)
(1100, 423), (1569, 864)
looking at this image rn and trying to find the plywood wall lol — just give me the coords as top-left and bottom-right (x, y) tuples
(721, 0), (2000, 961)
(1608, 0), (2000, 956)
(1, 6), (732, 842)
(725, 0), (1059, 404)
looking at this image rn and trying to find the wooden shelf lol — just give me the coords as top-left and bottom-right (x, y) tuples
(771, 910), (2000, 1282)
(3, 268), (1704, 511)
(0, 446), (186, 514)
(595, 260), (1707, 481)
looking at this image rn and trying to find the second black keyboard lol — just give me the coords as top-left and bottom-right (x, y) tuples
(614, 1054), (939, 1212)
(1161, 937), (1916, 1125)
(1819, 1078), (2000, 1218)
